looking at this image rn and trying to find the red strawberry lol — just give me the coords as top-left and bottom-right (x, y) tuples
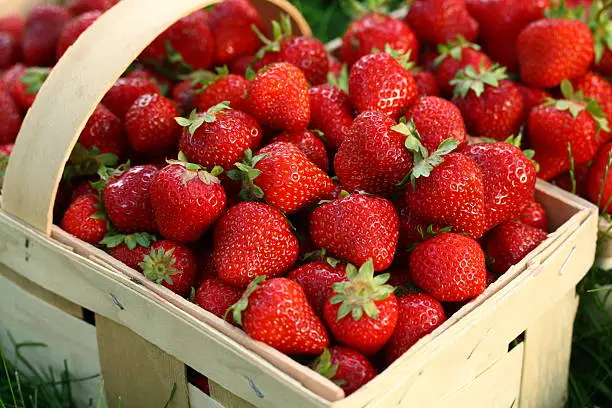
(349, 49), (417, 120)
(274, 130), (329, 172)
(141, 10), (214, 71)
(207, 0), (265, 64)
(78, 104), (126, 156)
(177, 104), (262, 170)
(125, 68), (173, 96)
(214, 202), (299, 288)
(518, 200), (548, 231)
(125, 93), (180, 157)
(594, 48), (612, 77)
(56, 11), (101, 59)
(194, 277), (243, 323)
(192, 375), (210, 395)
(398, 207), (445, 249)
(413, 70), (440, 97)
(463, 139), (537, 231)
(0, 143), (14, 186)
(486, 220), (547, 274)
(385, 293), (446, 363)
(451, 64), (524, 141)
(13, 67), (50, 109)
(66, 0), (117, 15)
(103, 165), (157, 233)
(310, 194), (399, 271)
(586, 141), (612, 213)
(328, 55), (342, 76)
(198, 247), (218, 281)
(586, 0), (612, 76)
(102, 77), (159, 119)
(0, 16), (25, 40)
(71, 180), (97, 200)
(312, 347), (376, 396)
(193, 68), (249, 112)
(101, 232), (156, 270)
(518, 85), (551, 124)
(309, 84), (354, 150)
(1, 63), (25, 92)
(230, 142), (334, 214)
(433, 36), (492, 95)
(0, 33), (18, 69)
(150, 158), (226, 243)
(60, 193), (107, 244)
(21, 4), (70, 66)
(529, 80), (609, 180)
(334, 111), (413, 196)
(406, 0), (479, 45)
(287, 260), (347, 315)
(405, 96), (467, 153)
(229, 55), (253, 76)
(410, 233), (486, 302)
(0, 91), (21, 144)
(323, 260), (398, 355)
(171, 79), (197, 113)
(386, 267), (414, 288)
(229, 276), (329, 354)
(247, 62), (310, 132)
(140, 240), (198, 296)
(571, 71), (612, 141)
(340, 12), (418, 67)
(517, 18), (594, 88)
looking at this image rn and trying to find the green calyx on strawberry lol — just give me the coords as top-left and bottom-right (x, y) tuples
(63, 143), (119, 182)
(167, 151), (224, 186)
(181, 65), (230, 91)
(545, 79), (610, 132)
(227, 148), (268, 200)
(311, 348), (346, 386)
(301, 248), (343, 268)
(226, 275), (266, 326)
(100, 231), (157, 250)
(392, 118), (459, 188)
(329, 259), (395, 321)
(20, 67), (51, 95)
(252, 14), (292, 60)
(373, 44), (414, 70)
(416, 224), (452, 241)
(174, 101), (232, 135)
(504, 132), (540, 172)
(140, 246), (181, 285)
(434, 35), (481, 67)
(328, 64), (349, 93)
(340, 0), (391, 18)
(89, 160), (131, 193)
(450, 63), (508, 98)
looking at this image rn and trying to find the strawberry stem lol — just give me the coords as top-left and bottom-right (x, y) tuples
(140, 247), (180, 285)
(225, 275), (266, 326)
(434, 35), (480, 67)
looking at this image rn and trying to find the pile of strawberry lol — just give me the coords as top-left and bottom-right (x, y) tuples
(1, 0), (610, 397)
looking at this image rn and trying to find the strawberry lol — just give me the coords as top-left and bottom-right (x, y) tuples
(571, 71), (612, 141)
(486, 220), (547, 274)
(529, 80), (609, 180)
(310, 194), (399, 271)
(192, 68), (249, 112)
(517, 18), (594, 88)
(0, 16), (25, 40)
(194, 277), (243, 323)
(13, 67), (50, 109)
(21, 4), (70, 66)
(433, 36), (492, 96)
(405, 96), (467, 153)
(56, 11), (101, 59)
(340, 11), (418, 67)
(252, 15), (329, 85)
(406, 0), (479, 45)
(1, 63), (25, 93)
(518, 85), (551, 124)
(410, 233), (486, 302)
(229, 276), (329, 354)
(0, 33), (18, 70)
(309, 84), (354, 150)
(78, 104), (126, 156)
(0, 91), (21, 144)
(207, 0), (265, 64)
(150, 157), (226, 243)
(413, 70), (440, 97)
(214, 202), (299, 288)
(230, 142), (334, 214)
(229, 55), (253, 76)
(0, 143), (14, 187)
(349, 48), (417, 120)
(103, 165), (158, 233)
(451, 64), (524, 141)
(585, 0), (612, 76)
(312, 347), (376, 396)
(334, 111), (413, 196)
(66, 0), (117, 15)
(125, 93), (180, 157)
(177, 103), (262, 170)
(71, 180), (97, 200)
(518, 200), (548, 231)
(140, 240), (198, 296)
(171, 79), (197, 113)
(247, 62), (310, 132)
(102, 77), (159, 119)
(274, 130), (329, 172)
(386, 267), (414, 288)
(125, 68), (173, 96)
(384, 293), (446, 364)
(328, 55), (343, 76)
(192, 374), (210, 395)
(463, 138), (537, 231)
(323, 260), (398, 355)
(198, 247), (218, 281)
(141, 10), (214, 71)
(398, 207), (445, 249)
(586, 141), (612, 213)
(100, 231), (156, 270)
(287, 259), (347, 315)
(60, 193), (107, 244)
(465, 0), (550, 71)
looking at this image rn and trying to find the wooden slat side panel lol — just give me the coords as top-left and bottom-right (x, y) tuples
(210, 381), (257, 408)
(188, 384), (225, 408)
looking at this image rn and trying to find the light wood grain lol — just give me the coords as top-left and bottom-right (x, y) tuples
(210, 381), (257, 408)
(188, 384), (225, 408)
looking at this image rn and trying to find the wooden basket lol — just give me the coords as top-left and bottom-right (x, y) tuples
(0, 1), (600, 407)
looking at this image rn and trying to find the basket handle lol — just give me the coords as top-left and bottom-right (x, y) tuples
(1, 0), (311, 235)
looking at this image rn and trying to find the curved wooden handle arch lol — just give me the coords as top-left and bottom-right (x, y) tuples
(2, 0), (311, 234)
